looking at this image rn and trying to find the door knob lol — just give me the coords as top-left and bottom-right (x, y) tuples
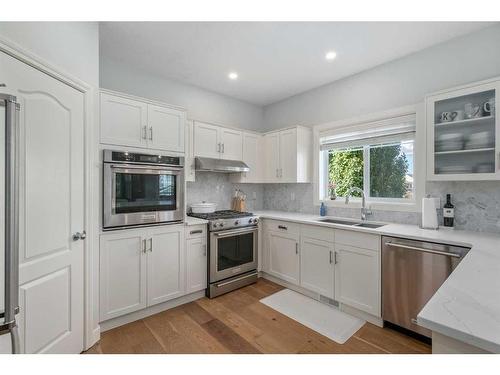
(72, 231), (86, 241)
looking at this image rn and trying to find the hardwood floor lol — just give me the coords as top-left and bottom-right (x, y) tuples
(85, 279), (431, 354)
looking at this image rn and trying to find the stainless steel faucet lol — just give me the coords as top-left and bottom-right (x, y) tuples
(345, 187), (372, 221)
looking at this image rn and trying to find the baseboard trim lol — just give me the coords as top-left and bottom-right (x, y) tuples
(260, 272), (382, 326)
(99, 290), (206, 332)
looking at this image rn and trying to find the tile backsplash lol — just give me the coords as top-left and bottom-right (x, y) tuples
(186, 173), (500, 234)
(186, 172), (264, 213)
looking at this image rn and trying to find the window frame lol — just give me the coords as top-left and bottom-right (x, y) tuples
(313, 104), (424, 213)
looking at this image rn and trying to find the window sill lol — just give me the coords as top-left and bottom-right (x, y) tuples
(319, 198), (420, 213)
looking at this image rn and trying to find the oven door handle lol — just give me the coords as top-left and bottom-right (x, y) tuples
(109, 164), (183, 172)
(212, 227), (258, 238)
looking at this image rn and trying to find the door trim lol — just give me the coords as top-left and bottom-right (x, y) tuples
(0, 36), (98, 350)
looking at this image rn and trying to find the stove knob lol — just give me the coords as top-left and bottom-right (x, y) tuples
(235, 220), (240, 225)
(253, 218), (259, 224)
(248, 218), (253, 224)
(219, 222), (224, 228)
(212, 222), (218, 229)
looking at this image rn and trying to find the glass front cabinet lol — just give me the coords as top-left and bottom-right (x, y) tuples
(426, 78), (500, 180)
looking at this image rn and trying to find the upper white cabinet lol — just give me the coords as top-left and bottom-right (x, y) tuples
(426, 78), (500, 180)
(194, 121), (243, 160)
(100, 90), (186, 153)
(147, 104), (186, 152)
(264, 127), (312, 183)
(230, 132), (264, 183)
(100, 92), (148, 149)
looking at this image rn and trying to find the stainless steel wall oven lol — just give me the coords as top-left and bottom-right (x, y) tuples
(103, 150), (184, 229)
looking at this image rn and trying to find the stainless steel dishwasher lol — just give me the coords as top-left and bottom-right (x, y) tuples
(382, 236), (470, 338)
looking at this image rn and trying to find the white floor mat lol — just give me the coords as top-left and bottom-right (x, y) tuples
(260, 289), (365, 344)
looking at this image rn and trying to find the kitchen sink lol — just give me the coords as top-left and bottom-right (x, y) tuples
(353, 222), (386, 229)
(317, 218), (362, 226)
(317, 218), (386, 229)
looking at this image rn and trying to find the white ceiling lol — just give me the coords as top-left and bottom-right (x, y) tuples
(99, 22), (494, 106)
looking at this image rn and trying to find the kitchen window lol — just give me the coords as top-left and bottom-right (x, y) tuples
(318, 112), (418, 208)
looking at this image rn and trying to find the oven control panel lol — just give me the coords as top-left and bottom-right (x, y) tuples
(210, 217), (259, 231)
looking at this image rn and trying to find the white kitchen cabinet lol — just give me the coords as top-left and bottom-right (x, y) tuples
(335, 243), (380, 317)
(186, 237), (207, 293)
(147, 226), (185, 306)
(99, 224), (185, 322)
(220, 128), (243, 160)
(100, 90), (186, 153)
(147, 104), (186, 152)
(193, 121), (243, 160)
(300, 236), (335, 299)
(99, 230), (147, 321)
(264, 126), (312, 183)
(426, 78), (500, 181)
(194, 121), (220, 158)
(230, 132), (264, 183)
(100, 92), (148, 149)
(185, 120), (196, 182)
(267, 230), (300, 285)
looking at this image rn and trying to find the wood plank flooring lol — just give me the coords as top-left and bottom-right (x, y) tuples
(84, 278), (431, 354)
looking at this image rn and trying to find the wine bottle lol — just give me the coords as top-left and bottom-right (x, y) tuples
(443, 194), (455, 227)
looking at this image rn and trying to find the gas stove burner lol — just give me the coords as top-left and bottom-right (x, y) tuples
(189, 210), (254, 220)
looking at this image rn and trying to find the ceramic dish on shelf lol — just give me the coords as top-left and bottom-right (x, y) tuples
(435, 141), (464, 152)
(436, 165), (473, 174)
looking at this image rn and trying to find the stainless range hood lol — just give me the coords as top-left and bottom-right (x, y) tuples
(195, 157), (249, 173)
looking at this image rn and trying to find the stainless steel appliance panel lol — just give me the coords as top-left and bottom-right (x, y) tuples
(382, 236), (469, 337)
(210, 226), (258, 282)
(103, 151), (184, 229)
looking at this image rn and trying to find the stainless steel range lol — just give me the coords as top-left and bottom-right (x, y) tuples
(188, 210), (259, 298)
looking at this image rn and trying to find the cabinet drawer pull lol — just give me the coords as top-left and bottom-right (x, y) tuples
(278, 225), (288, 230)
(190, 229), (203, 235)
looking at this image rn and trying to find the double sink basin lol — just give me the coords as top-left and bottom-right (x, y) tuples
(317, 218), (386, 229)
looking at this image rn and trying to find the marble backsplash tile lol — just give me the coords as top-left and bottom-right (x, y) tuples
(262, 181), (500, 234)
(186, 172), (264, 212)
(186, 172), (500, 234)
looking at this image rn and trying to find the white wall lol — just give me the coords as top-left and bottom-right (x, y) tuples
(0, 22), (99, 87)
(100, 55), (264, 132)
(263, 24), (500, 130)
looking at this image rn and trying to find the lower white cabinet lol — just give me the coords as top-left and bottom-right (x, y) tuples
(99, 224), (185, 322)
(261, 219), (381, 318)
(267, 230), (300, 285)
(300, 237), (335, 299)
(186, 236), (207, 294)
(334, 244), (380, 316)
(147, 226), (185, 306)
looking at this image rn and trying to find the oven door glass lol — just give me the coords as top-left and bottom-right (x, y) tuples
(114, 171), (177, 213)
(212, 228), (258, 282)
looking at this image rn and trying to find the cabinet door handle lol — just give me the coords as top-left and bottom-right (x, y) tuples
(334, 251), (338, 264)
(149, 126), (153, 141)
(203, 244), (207, 256)
(279, 168), (283, 178)
(329, 251), (333, 264)
(221, 143), (225, 154)
(217, 143), (221, 153)
(142, 126), (147, 140)
(295, 242), (299, 255)
(148, 238), (153, 252)
(278, 225), (288, 230)
(142, 239), (147, 253)
(275, 168), (278, 177)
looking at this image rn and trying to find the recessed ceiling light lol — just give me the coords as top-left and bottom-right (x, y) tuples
(228, 72), (238, 80)
(325, 51), (337, 61)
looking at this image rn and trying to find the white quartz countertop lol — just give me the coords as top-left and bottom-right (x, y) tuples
(254, 210), (500, 353)
(184, 216), (209, 226)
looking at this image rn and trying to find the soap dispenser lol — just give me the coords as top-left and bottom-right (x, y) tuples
(320, 202), (327, 216)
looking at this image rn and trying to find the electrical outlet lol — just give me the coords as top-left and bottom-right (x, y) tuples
(291, 192), (295, 201)
(252, 191), (257, 200)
